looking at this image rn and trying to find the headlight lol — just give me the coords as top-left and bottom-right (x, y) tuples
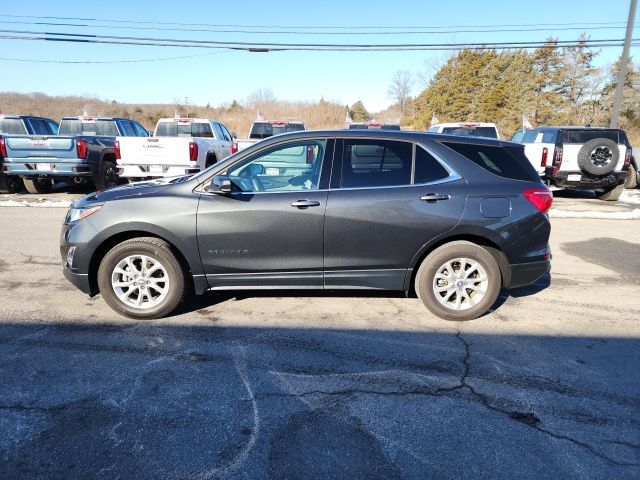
(66, 205), (102, 223)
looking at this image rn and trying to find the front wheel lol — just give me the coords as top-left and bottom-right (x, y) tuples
(415, 241), (501, 321)
(97, 237), (185, 319)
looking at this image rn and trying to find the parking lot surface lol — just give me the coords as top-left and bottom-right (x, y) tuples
(1, 190), (639, 479)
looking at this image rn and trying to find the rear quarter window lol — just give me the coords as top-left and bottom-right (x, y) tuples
(442, 142), (540, 182)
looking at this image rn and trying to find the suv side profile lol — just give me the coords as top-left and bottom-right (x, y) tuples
(60, 130), (551, 321)
(514, 126), (632, 201)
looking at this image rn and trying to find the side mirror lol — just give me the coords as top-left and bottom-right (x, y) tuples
(231, 132), (238, 139)
(208, 175), (232, 194)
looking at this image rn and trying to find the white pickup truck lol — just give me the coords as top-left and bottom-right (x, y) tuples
(236, 120), (306, 151)
(513, 126), (632, 201)
(116, 118), (236, 179)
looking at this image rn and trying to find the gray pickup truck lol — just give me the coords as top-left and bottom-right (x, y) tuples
(1, 116), (149, 193)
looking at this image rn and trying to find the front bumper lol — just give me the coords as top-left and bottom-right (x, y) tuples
(545, 169), (627, 189)
(508, 260), (551, 289)
(62, 266), (93, 294)
(3, 161), (92, 177)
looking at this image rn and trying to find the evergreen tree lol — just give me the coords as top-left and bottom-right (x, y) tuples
(349, 101), (370, 122)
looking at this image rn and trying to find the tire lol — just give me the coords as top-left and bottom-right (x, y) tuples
(3, 175), (24, 193)
(23, 178), (53, 194)
(205, 153), (217, 168)
(624, 163), (638, 189)
(597, 184), (624, 201)
(93, 160), (119, 191)
(415, 241), (502, 321)
(577, 138), (620, 176)
(97, 237), (186, 319)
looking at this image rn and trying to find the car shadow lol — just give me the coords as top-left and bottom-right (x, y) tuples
(175, 273), (552, 319)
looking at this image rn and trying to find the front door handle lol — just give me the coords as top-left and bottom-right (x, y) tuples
(291, 200), (321, 208)
(420, 193), (450, 202)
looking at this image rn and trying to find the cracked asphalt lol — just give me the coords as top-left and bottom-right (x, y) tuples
(1, 195), (639, 479)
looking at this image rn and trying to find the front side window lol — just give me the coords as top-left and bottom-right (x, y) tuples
(340, 139), (412, 188)
(227, 140), (326, 193)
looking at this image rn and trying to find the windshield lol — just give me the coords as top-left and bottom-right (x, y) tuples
(59, 119), (119, 136)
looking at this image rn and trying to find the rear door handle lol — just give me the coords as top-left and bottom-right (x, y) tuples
(420, 193), (450, 202)
(291, 200), (321, 208)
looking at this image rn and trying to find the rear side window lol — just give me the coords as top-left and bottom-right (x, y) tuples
(341, 139), (412, 188)
(443, 142), (540, 182)
(0, 118), (27, 135)
(563, 130), (619, 144)
(414, 146), (450, 183)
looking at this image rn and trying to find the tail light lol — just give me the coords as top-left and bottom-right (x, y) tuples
(114, 140), (121, 160)
(230, 142), (238, 155)
(0, 138), (6, 158)
(623, 148), (632, 171)
(524, 188), (553, 214)
(540, 147), (548, 167)
(551, 146), (563, 175)
(76, 139), (88, 159)
(189, 141), (198, 161)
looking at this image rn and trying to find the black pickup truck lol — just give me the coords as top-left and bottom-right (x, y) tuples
(1, 116), (149, 193)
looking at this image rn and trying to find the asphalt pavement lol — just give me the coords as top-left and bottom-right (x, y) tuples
(0, 192), (639, 479)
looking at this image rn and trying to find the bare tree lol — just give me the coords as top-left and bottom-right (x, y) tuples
(387, 70), (414, 118)
(246, 88), (276, 108)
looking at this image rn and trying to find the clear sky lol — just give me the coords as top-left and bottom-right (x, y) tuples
(0, 0), (637, 112)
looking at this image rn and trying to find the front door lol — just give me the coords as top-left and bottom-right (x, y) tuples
(196, 138), (333, 289)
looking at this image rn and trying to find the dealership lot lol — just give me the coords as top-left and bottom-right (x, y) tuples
(0, 192), (639, 479)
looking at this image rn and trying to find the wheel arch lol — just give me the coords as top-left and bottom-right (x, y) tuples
(405, 233), (510, 295)
(87, 230), (198, 296)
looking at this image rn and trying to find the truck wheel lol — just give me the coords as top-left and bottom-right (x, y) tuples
(23, 178), (53, 194)
(624, 163), (638, 189)
(597, 184), (624, 201)
(97, 237), (186, 319)
(94, 160), (119, 191)
(205, 153), (217, 168)
(577, 138), (619, 176)
(4, 176), (24, 193)
(415, 241), (501, 321)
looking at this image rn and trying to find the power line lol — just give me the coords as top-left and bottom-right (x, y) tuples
(0, 14), (633, 30)
(0, 19), (638, 36)
(0, 51), (223, 64)
(0, 28), (634, 51)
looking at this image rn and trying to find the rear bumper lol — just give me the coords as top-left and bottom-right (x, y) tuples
(117, 164), (201, 178)
(545, 169), (627, 189)
(3, 160), (92, 177)
(508, 260), (551, 289)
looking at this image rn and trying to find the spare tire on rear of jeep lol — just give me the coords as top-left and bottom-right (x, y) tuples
(577, 138), (620, 176)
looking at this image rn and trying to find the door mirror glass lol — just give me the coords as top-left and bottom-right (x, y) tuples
(207, 175), (232, 194)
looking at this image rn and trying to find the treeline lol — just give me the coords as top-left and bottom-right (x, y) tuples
(0, 91), (356, 135)
(411, 38), (640, 141)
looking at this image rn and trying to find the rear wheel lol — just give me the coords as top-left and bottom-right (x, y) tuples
(23, 178), (53, 194)
(3, 175), (24, 193)
(97, 237), (185, 319)
(624, 163), (638, 189)
(93, 160), (119, 191)
(415, 241), (501, 321)
(597, 184), (624, 201)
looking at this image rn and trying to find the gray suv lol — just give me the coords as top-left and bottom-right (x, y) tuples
(61, 130), (552, 321)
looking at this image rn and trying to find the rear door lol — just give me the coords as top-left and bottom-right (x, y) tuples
(323, 138), (467, 290)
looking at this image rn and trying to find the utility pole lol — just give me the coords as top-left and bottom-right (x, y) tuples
(610, 0), (637, 128)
